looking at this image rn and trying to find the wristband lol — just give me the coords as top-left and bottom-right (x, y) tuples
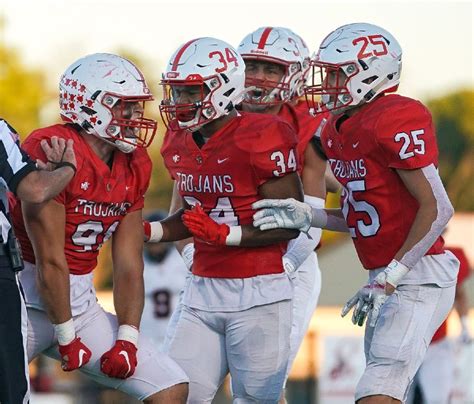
(117, 324), (139, 346)
(54, 161), (77, 174)
(385, 259), (410, 287)
(225, 226), (242, 246)
(304, 195), (325, 208)
(54, 318), (76, 345)
(148, 221), (164, 242)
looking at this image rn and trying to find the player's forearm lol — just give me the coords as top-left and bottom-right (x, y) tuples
(162, 209), (192, 241)
(113, 269), (144, 328)
(311, 208), (349, 232)
(17, 167), (74, 203)
(37, 261), (73, 323)
(395, 166), (453, 268)
(239, 224), (299, 247)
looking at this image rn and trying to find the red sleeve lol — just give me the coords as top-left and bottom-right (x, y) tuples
(128, 149), (152, 212)
(250, 119), (299, 186)
(375, 99), (438, 169)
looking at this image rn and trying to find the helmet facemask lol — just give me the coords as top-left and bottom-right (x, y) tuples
(305, 61), (359, 115)
(242, 59), (301, 111)
(160, 74), (233, 132)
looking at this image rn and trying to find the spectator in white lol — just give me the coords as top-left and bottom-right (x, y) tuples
(0, 118), (76, 404)
(141, 210), (188, 350)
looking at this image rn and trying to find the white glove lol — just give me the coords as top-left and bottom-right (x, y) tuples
(341, 283), (387, 327)
(252, 198), (312, 232)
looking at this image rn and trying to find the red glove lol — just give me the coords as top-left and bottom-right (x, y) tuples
(100, 340), (138, 379)
(58, 337), (92, 371)
(182, 204), (229, 245)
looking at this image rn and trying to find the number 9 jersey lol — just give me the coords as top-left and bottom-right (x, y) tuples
(321, 94), (445, 269)
(12, 123), (152, 275)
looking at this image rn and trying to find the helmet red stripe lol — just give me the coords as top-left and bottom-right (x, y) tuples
(257, 27), (273, 49)
(171, 39), (199, 71)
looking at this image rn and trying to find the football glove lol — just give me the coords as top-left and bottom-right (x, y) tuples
(58, 337), (92, 371)
(341, 283), (387, 328)
(100, 340), (138, 379)
(252, 198), (312, 232)
(182, 204), (230, 245)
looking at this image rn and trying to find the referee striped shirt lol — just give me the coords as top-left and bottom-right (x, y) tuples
(0, 119), (37, 244)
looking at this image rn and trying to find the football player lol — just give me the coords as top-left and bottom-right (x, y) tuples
(252, 23), (458, 403)
(237, 26), (325, 401)
(146, 37), (303, 402)
(12, 53), (188, 403)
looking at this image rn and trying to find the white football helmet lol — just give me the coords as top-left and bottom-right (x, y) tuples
(160, 37), (246, 131)
(238, 27), (305, 106)
(59, 53), (157, 153)
(281, 28), (311, 98)
(306, 23), (402, 114)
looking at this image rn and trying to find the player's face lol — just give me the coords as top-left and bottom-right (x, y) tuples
(170, 84), (209, 123)
(111, 101), (144, 139)
(322, 67), (348, 106)
(245, 60), (286, 99)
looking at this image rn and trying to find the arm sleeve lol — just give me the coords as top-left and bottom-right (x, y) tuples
(284, 195), (324, 269)
(0, 120), (38, 195)
(375, 100), (438, 169)
(399, 164), (454, 269)
(250, 120), (299, 185)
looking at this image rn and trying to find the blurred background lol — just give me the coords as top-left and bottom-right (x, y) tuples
(1, 0), (472, 402)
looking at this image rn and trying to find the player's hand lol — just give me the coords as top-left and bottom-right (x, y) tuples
(100, 340), (138, 379)
(252, 198), (312, 232)
(37, 136), (77, 172)
(374, 260), (410, 295)
(341, 283), (387, 328)
(58, 337), (92, 371)
(182, 204), (230, 245)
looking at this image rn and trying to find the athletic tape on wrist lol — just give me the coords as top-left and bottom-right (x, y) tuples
(54, 318), (76, 345)
(225, 226), (242, 246)
(117, 324), (139, 346)
(304, 195), (325, 208)
(385, 259), (410, 287)
(148, 221), (164, 242)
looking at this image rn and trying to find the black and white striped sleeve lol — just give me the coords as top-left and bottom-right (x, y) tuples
(0, 120), (38, 195)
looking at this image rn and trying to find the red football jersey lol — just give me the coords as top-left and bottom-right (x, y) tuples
(161, 112), (299, 278)
(431, 246), (471, 343)
(12, 124), (152, 275)
(278, 103), (329, 171)
(321, 94), (445, 269)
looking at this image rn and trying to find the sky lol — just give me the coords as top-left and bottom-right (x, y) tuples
(0, 0), (472, 100)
